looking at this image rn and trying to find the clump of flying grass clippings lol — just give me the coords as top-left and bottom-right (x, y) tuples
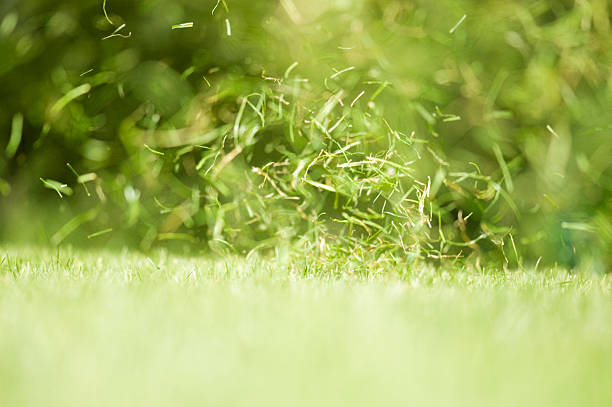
(67, 64), (516, 265)
(3, 0), (610, 270)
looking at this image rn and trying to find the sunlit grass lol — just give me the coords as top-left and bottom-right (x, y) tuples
(1, 246), (611, 406)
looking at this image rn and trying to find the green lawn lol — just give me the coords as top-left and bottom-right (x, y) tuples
(1, 246), (611, 406)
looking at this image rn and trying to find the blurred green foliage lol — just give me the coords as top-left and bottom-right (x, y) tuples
(0, 0), (610, 269)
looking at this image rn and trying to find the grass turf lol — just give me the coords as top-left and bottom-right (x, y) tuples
(1, 246), (611, 406)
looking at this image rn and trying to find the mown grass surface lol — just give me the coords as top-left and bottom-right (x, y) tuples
(1, 246), (611, 406)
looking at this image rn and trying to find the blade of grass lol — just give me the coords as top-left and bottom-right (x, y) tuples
(5, 113), (23, 159)
(449, 14), (467, 34)
(172, 22), (194, 30)
(66, 163), (91, 196)
(50, 84), (92, 117)
(493, 144), (514, 193)
(51, 208), (98, 245)
(87, 228), (113, 239)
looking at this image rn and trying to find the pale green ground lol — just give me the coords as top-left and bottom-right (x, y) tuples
(1, 246), (611, 406)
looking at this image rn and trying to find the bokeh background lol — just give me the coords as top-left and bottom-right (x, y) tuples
(0, 0), (610, 270)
